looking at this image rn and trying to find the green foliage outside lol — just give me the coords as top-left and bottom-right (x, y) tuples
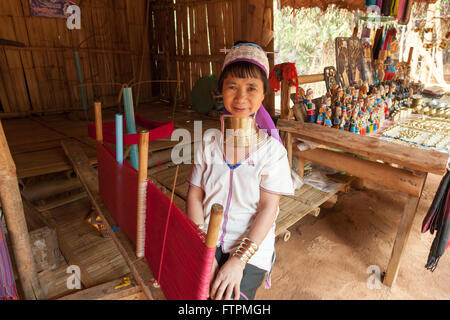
(274, 4), (356, 76)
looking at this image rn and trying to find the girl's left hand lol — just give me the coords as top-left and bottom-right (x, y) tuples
(210, 256), (245, 300)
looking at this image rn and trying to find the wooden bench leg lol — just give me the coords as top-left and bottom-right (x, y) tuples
(287, 132), (292, 168)
(296, 157), (305, 179)
(383, 173), (427, 287)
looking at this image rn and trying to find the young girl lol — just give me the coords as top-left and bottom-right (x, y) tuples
(186, 42), (294, 300)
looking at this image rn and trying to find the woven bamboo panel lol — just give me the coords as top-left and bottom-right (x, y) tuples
(150, 0), (274, 111)
(275, 196), (315, 235)
(0, 0), (151, 115)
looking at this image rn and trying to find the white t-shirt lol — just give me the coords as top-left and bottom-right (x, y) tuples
(187, 129), (295, 271)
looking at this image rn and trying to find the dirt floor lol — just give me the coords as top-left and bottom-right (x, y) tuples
(256, 173), (450, 300)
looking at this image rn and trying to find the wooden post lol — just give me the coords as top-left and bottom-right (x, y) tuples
(287, 132), (292, 168)
(280, 80), (290, 121)
(136, 131), (149, 258)
(94, 102), (103, 143)
(0, 120), (43, 300)
(296, 157), (305, 179)
(383, 173), (427, 287)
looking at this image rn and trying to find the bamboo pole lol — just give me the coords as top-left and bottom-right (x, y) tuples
(136, 131), (149, 258)
(115, 114), (124, 165)
(73, 51), (89, 118)
(123, 88), (139, 170)
(0, 120), (43, 300)
(205, 204), (224, 249)
(94, 102), (103, 144)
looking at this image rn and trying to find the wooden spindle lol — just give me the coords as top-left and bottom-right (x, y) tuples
(136, 130), (149, 258)
(205, 204), (224, 249)
(94, 102), (103, 143)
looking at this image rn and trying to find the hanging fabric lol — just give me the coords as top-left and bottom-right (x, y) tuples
(422, 171), (450, 271)
(377, 0), (384, 11)
(390, 0), (399, 16)
(396, 0), (407, 21)
(382, 0), (393, 16)
(373, 27), (384, 60)
(268, 63), (300, 102)
(399, 0), (413, 25)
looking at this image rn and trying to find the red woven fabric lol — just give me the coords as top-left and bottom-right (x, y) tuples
(96, 142), (215, 300)
(144, 182), (215, 300)
(269, 63), (300, 102)
(97, 143), (139, 242)
(88, 115), (174, 145)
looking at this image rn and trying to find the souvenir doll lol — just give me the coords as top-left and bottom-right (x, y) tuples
(333, 106), (342, 128)
(345, 105), (352, 131)
(326, 95), (332, 112)
(365, 112), (371, 135)
(358, 113), (365, 135)
(324, 108), (333, 127)
(374, 61), (385, 85)
(305, 88), (316, 123)
(335, 87), (343, 108)
(383, 56), (396, 81)
(339, 109), (347, 131)
(350, 108), (358, 133)
(316, 102), (325, 125)
(360, 80), (368, 98)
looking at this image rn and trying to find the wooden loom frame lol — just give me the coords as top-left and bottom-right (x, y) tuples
(60, 102), (223, 300)
(277, 74), (449, 288)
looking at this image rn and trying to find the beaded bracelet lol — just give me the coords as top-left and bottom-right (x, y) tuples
(232, 237), (258, 264)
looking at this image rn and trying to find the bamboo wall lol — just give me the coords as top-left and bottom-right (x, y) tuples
(0, 0), (152, 117)
(149, 0), (275, 114)
(0, 0), (275, 118)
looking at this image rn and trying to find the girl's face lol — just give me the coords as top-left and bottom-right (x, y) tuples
(222, 75), (264, 118)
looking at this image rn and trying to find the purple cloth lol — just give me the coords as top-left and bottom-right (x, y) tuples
(376, 0), (383, 10)
(222, 104), (282, 143)
(0, 224), (18, 300)
(361, 28), (371, 39)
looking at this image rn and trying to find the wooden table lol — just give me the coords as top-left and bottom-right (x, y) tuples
(277, 119), (449, 287)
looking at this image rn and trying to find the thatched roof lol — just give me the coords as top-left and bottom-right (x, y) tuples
(279, 0), (438, 12)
